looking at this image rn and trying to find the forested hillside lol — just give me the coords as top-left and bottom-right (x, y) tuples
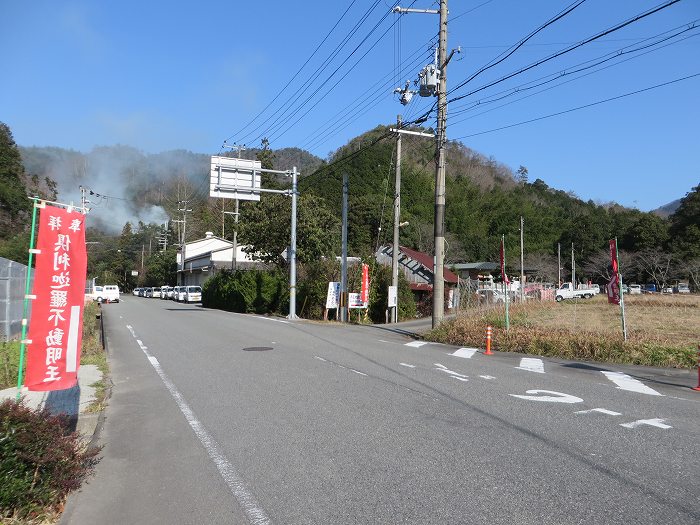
(1, 120), (698, 290)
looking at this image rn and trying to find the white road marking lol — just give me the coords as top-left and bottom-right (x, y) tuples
(135, 338), (271, 524)
(257, 316), (289, 324)
(126, 324), (136, 337)
(351, 369), (368, 376)
(136, 339), (147, 350)
(601, 371), (663, 396)
(575, 408), (622, 416)
(479, 375), (496, 380)
(451, 377), (469, 382)
(434, 363), (468, 380)
(405, 341), (428, 348)
(620, 418), (672, 429)
(314, 356), (327, 362)
(516, 357), (545, 374)
(399, 363), (416, 368)
(315, 356), (367, 378)
(451, 347), (478, 359)
(509, 390), (583, 403)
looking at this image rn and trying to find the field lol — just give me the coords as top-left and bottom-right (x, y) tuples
(428, 293), (699, 368)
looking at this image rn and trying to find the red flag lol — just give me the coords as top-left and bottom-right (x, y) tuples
(607, 239), (620, 305)
(500, 237), (510, 285)
(360, 263), (369, 305)
(25, 205), (87, 391)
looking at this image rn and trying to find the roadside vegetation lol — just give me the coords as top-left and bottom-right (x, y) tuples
(427, 294), (698, 368)
(0, 302), (106, 523)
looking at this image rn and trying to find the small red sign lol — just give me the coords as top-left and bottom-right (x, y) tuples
(25, 205), (87, 391)
(360, 263), (369, 305)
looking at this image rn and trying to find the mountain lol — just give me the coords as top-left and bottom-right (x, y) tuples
(652, 199), (681, 218)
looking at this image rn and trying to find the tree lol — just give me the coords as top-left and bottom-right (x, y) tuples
(0, 122), (31, 238)
(633, 249), (675, 289)
(668, 183), (700, 260)
(516, 165), (529, 184)
(239, 194), (339, 265)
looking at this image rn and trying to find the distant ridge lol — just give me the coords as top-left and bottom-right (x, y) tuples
(652, 199), (681, 218)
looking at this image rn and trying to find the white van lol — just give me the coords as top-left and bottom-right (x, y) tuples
(185, 286), (202, 303)
(102, 285), (120, 303)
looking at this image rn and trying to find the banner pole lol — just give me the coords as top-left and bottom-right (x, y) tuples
(615, 237), (627, 341)
(16, 198), (40, 402)
(503, 235), (510, 331)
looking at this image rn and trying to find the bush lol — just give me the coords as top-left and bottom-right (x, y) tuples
(202, 269), (287, 314)
(0, 400), (100, 521)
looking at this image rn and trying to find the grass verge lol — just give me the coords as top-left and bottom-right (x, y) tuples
(427, 295), (698, 368)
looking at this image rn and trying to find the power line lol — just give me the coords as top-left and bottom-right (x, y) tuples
(452, 72), (700, 140)
(448, 0), (684, 104)
(449, 0), (589, 95)
(223, 1), (360, 145)
(448, 20), (700, 120)
(237, 1), (391, 147)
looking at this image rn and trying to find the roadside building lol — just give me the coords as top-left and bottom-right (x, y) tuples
(176, 232), (263, 287)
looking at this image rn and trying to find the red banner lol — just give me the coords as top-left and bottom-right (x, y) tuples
(360, 263), (369, 305)
(25, 205), (87, 391)
(607, 239), (620, 305)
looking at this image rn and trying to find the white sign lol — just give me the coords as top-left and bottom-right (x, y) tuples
(348, 292), (365, 309)
(325, 282), (340, 309)
(210, 156), (261, 201)
(388, 285), (397, 307)
(131, 270), (139, 276)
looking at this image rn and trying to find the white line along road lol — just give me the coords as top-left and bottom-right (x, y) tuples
(601, 371), (662, 396)
(516, 357), (545, 374)
(125, 325), (271, 525)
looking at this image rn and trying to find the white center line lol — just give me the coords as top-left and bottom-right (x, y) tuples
(451, 348), (478, 359)
(516, 357), (545, 374)
(399, 363), (416, 368)
(601, 371), (663, 396)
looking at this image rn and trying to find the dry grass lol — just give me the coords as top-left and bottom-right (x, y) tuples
(428, 294), (699, 368)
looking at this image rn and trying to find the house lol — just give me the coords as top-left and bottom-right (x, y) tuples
(176, 232), (263, 287)
(375, 245), (459, 309)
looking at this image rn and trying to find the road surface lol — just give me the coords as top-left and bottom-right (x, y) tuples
(61, 296), (700, 524)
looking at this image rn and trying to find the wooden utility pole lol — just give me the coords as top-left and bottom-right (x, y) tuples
(392, 115), (402, 323)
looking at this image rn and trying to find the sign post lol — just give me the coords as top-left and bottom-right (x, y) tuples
(608, 238), (627, 341)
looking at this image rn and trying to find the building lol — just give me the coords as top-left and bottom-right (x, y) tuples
(375, 245), (459, 309)
(176, 232), (263, 287)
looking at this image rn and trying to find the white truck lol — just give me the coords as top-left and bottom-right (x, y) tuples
(555, 282), (598, 302)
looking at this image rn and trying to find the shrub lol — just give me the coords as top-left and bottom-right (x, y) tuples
(0, 400), (100, 521)
(202, 269), (287, 314)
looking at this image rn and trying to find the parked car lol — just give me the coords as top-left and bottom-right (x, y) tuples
(184, 285), (202, 303)
(628, 284), (642, 295)
(101, 285), (120, 303)
(643, 283), (657, 294)
(620, 284), (629, 294)
(662, 286), (674, 294)
(555, 282), (596, 302)
(144, 287), (153, 298)
(674, 283), (690, 294)
(160, 286), (171, 299)
(132, 287), (141, 296)
(174, 286), (187, 302)
(167, 286), (176, 299)
(477, 288), (506, 304)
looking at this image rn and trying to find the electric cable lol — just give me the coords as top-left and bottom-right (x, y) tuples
(452, 72), (700, 140)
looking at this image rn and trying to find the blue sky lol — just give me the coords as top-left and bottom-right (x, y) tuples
(2, 0), (698, 211)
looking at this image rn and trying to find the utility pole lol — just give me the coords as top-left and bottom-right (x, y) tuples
(393, 1), (450, 329)
(340, 172), (349, 323)
(289, 167), (298, 319)
(520, 216), (525, 303)
(392, 115), (402, 324)
(433, 0), (448, 328)
(571, 243), (576, 286)
(178, 200), (192, 285)
(557, 242), (561, 287)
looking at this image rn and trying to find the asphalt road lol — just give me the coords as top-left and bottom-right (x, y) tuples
(61, 296), (700, 524)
